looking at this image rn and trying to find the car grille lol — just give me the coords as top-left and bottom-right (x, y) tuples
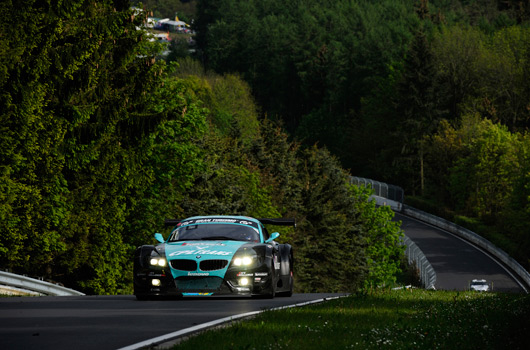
(170, 259), (197, 271)
(200, 259), (228, 271)
(175, 276), (223, 291)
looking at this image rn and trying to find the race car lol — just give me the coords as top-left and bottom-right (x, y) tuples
(133, 215), (295, 300)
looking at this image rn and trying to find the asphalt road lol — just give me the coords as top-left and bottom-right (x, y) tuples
(0, 293), (346, 350)
(396, 212), (524, 292)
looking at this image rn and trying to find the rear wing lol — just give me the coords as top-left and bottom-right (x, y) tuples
(258, 218), (296, 227)
(164, 219), (181, 227)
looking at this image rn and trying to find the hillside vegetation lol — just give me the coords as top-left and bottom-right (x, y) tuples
(192, 0), (530, 271)
(0, 1), (402, 294)
(2, 0), (530, 294)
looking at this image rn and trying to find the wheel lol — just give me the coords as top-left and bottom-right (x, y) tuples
(264, 266), (276, 298)
(255, 261), (276, 299)
(277, 252), (294, 297)
(277, 270), (294, 297)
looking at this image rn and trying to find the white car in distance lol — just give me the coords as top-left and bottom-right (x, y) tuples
(470, 279), (490, 292)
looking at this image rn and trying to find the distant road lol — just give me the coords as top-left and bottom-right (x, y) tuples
(396, 212), (524, 292)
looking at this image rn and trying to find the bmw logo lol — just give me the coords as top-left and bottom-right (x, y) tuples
(196, 255), (201, 259)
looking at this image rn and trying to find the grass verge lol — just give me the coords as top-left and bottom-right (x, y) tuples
(170, 288), (530, 350)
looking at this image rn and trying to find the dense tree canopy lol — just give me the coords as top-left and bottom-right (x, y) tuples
(194, 0), (530, 271)
(1, 0), (167, 293)
(5, 0), (528, 294)
(1, 0), (404, 293)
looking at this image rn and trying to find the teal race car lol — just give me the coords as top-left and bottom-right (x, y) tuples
(133, 215), (295, 300)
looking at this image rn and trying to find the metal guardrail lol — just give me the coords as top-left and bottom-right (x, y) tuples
(0, 270), (85, 296)
(401, 235), (436, 289)
(350, 176), (404, 203)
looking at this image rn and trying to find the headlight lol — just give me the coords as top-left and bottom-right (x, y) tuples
(152, 279), (161, 286)
(149, 257), (167, 267)
(233, 256), (254, 266)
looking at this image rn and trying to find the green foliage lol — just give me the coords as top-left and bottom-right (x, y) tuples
(205, 74), (261, 145)
(195, 0), (420, 160)
(124, 74), (208, 249)
(449, 117), (520, 218)
(291, 146), (368, 292)
(425, 114), (530, 269)
(350, 185), (405, 288)
(0, 0), (168, 293)
(383, 28), (448, 194)
(0, 0), (433, 295)
(431, 24), (530, 132)
(165, 0), (530, 280)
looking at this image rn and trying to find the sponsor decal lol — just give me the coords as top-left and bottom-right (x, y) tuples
(180, 218), (258, 227)
(148, 272), (165, 277)
(183, 292), (214, 296)
(169, 249), (231, 256)
(254, 277), (262, 282)
(188, 272), (210, 276)
(179, 242), (226, 247)
(237, 272), (253, 277)
(254, 272), (268, 277)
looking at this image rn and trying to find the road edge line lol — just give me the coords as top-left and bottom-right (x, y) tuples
(116, 296), (346, 350)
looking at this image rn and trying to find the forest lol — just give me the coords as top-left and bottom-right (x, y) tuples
(0, 0), (402, 294)
(1, 0), (529, 294)
(190, 0), (530, 273)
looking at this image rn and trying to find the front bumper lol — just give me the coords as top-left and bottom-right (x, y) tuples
(134, 265), (273, 297)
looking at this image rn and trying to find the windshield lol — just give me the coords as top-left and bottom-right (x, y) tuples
(168, 223), (260, 242)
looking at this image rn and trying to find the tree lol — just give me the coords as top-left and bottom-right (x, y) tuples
(431, 25), (486, 118)
(448, 116), (521, 219)
(476, 26), (530, 131)
(0, 0), (167, 293)
(391, 29), (447, 194)
(292, 146), (368, 292)
(123, 74), (208, 250)
(352, 185), (404, 288)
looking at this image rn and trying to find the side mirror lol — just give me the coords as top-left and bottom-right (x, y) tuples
(154, 233), (165, 243)
(265, 232), (280, 243)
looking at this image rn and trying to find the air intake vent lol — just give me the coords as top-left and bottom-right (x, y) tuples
(200, 259), (228, 271)
(170, 259), (197, 271)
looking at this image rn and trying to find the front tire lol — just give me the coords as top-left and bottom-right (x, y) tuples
(253, 264), (276, 299)
(277, 270), (293, 297)
(264, 268), (276, 299)
(277, 249), (294, 297)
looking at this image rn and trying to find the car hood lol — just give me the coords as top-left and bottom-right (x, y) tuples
(164, 240), (248, 260)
